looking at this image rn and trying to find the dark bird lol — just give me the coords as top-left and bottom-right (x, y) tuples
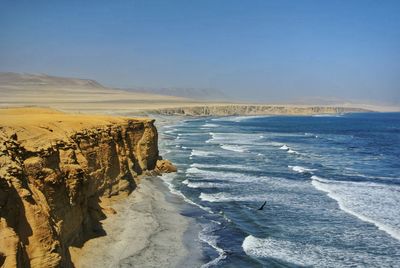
(258, 201), (267, 210)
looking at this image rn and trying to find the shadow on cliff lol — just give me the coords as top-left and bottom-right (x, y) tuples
(70, 194), (108, 250)
(0, 180), (33, 268)
(87, 195), (108, 238)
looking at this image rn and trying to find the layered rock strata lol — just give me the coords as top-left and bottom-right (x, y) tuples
(0, 108), (174, 267)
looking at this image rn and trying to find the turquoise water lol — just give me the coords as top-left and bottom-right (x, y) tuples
(159, 113), (400, 267)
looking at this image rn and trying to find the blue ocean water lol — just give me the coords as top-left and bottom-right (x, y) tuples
(158, 113), (400, 267)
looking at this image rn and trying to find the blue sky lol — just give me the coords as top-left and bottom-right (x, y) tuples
(1, 0), (399, 104)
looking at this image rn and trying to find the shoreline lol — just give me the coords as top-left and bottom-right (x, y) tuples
(70, 176), (205, 267)
(0, 107), (207, 267)
(0, 107), (179, 267)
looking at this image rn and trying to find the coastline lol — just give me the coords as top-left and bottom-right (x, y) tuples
(2, 106), (398, 266)
(70, 114), (219, 268)
(0, 107), (205, 267)
(70, 176), (205, 267)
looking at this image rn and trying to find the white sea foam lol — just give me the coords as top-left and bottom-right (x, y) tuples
(190, 149), (213, 157)
(179, 132), (205, 136)
(205, 132), (214, 143)
(207, 132), (262, 145)
(220, 144), (247, 153)
(199, 192), (231, 202)
(287, 149), (297, 154)
(186, 167), (204, 174)
(186, 167), (262, 183)
(185, 180), (230, 189)
(265, 141), (284, 147)
(279, 145), (289, 150)
(200, 192), (267, 202)
(243, 235), (311, 265)
(164, 129), (177, 134)
(202, 123), (219, 128)
(199, 223), (226, 268)
(242, 235), (355, 267)
(342, 170), (399, 183)
(304, 132), (318, 138)
(311, 176), (400, 241)
(288, 165), (316, 173)
(190, 163), (260, 172)
(160, 173), (212, 213)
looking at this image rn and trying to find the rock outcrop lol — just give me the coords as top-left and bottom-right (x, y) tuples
(155, 159), (178, 173)
(150, 105), (370, 116)
(0, 108), (175, 268)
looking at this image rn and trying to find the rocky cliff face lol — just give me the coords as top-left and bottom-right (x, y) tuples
(0, 109), (174, 268)
(151, 105), (369, 116)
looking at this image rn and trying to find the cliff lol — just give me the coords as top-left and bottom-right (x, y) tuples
(149, 105), (370, 116)
(0, 108), (174, 268)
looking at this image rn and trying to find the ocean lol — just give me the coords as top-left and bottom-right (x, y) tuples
(158, 113), (400, 267)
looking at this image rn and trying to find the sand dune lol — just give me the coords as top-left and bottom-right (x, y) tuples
(0, 73), (194, 114)
(1, 72), (395, 115)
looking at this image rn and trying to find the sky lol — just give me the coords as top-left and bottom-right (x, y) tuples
(1, 0), (399, 104)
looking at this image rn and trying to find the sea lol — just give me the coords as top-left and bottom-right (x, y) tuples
(158, 112), (400, 267)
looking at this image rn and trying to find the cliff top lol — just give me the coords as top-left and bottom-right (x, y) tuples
(0, 107), (152, 151)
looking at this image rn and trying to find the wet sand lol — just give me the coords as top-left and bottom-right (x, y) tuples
(70, 177), (205, 268)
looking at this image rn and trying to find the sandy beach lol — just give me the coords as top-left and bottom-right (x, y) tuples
(70, 176), (205, 268)
(2, 1), (399, 266)
(0, 107), (204, 267)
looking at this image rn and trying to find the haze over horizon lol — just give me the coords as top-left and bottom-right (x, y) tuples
(1, 0), (399, 105)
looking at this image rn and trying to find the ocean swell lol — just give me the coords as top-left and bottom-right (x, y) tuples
(311, 176), (400, 241)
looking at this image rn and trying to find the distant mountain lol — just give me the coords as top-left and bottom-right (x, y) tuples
(0, 72), (190, 113)
(0, 72), (105, 89)
(125, 87), (229, 101)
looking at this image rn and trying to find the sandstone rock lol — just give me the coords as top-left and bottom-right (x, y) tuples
(153, 105), (369, 116)
(0, 109), (173, 268)
(156, 159), (177, 173)
(9, 133), (17, 141)
(102, 206), (117, 215)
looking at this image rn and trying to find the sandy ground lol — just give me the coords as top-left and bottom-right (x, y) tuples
(0, 107), (205, 267)
(0, 107), (150, 151)
(70, 177), (205, 268)
(0, 72), (209, 114)
(1, 72), (398, 113)
(1, 73), (398, 267)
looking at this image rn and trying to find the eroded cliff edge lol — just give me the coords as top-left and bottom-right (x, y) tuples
(0, 108), (175, 268)
(149, 105), (370, 116)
